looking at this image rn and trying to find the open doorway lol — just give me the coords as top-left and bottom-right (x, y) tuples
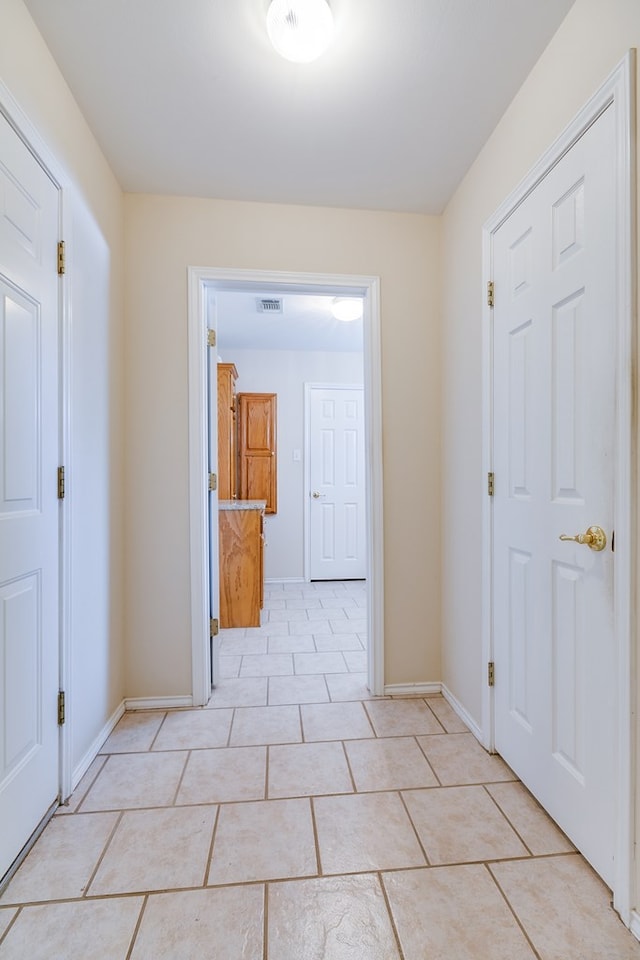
(188, 268), (384, 707)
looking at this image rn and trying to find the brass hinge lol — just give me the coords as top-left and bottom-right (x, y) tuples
(208, 472), (217, 492)
(58, 690), (66, 725)
(487, 280), (494, 307)
(487, 472), (494, 496)
(58, 466), (65, 500)
(210, 618), (219, 637)
(488, 662), (495, 687)
(57, 241), (65, 276)
(207, 329), (216, 347)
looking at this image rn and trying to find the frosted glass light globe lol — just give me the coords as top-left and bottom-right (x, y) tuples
(331, 298), (363, 323)
(267, 0), (334, 63)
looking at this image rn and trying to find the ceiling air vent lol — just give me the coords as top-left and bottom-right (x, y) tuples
(257, 298), (283, 313)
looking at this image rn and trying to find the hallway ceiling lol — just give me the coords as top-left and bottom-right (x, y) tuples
(24, 0), (575, 214)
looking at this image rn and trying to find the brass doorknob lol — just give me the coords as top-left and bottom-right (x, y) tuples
(559, 525), (607, 551)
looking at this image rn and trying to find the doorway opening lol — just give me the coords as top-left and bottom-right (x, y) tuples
(187, 268), (384, 708)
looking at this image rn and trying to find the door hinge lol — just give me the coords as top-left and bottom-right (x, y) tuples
(210, 618), (219, 637)
(488, 662), (495, 687)
(57, 241), (65, 276)
(58, 466), (65, 500)
(58, 690), (66, 725)
(487, 280), (494, 307)
(207, 329), (216, 348)
(208, 472), (217, 492)
(487, 472), (494, 496)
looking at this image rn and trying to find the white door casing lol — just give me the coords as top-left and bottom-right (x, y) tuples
(188, 268), (385, 700)
(207, 295), (220, 687)
(483, 55), (634, 919)
(306, 384), (366, 581)
(0, 110), (60, 878)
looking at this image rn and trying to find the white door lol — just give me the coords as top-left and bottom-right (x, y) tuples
(492, 104), (616, 884)
(307, 385), (366, 580)
(0, 113), (60, 877)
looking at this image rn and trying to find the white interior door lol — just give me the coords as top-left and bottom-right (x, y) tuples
(0, 112), (60, 878)
(307, 384), (366, 580)
(492, 104), (616, 885)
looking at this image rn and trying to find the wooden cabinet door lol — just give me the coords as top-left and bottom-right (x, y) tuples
(217, 363), (237, 500)
(218, 508), (263, 627)
(238, 393), (277, 513)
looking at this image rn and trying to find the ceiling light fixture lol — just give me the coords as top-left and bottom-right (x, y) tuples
(266, 0), (334, 63)
(331, 297), (363, 323)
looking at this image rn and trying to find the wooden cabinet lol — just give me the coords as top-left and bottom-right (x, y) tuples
(238, 392), (277, 513)
(217, 363), (238, 500)
(218, 504), (265, 627)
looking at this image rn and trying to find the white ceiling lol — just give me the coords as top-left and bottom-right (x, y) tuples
(215, 291), (364, 354)
(24, 0), (575, 215)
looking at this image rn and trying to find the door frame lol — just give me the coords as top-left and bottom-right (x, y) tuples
(187, 268), (384, 704)
(304, 383), (366, 583)
(0, 83), (72, 810)
(481, 53), (635, 920)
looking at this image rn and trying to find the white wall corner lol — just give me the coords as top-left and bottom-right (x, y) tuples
(441, 684), (483, 744)
(70, 699), (125, 794)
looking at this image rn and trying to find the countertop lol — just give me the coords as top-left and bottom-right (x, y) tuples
(219, 500), (267, 511)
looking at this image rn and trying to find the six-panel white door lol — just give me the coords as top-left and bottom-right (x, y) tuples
(308, 385), (366, 580)
(0, 112), (60, 878)
(492, 104), (616, 885)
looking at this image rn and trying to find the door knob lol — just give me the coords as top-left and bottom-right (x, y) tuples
(311, 491), (324, 499)
(559, 525), (607, 551)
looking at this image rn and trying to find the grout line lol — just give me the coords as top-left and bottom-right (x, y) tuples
(397, 790), (431, 867)
(75, 753), (113, 814)
(148, 712), (169, 751)
(171, 750), (191, 806)
(0, 906), (22, 946)
(264, 746), (270, 800)
(360, 701), (379, 738)
(413, 737), (443, 787)
(203, 804), (222, 888)
(482, 784), (534, 857)
(124, 893), (149, 960)
(484, 862), (543, 960)
(309, 797), (323, 876)
(421, 700), (447, 734)
(378, 871), (407, 960)
(83, 810), (124, 896)
(340, 739), (358, 793)
(262, 883), (268, 960)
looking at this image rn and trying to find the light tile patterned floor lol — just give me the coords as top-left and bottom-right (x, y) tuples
(1, 579), (639, 959)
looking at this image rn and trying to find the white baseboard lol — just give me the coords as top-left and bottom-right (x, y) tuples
(629, 910), (640, 942)
(124, 696), (193, 711)
(383, 682), (442, 697)
(441, 684), (483, 742)
(71, 699), (125, 792)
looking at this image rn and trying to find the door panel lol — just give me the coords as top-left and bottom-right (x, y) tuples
(238, 393), (277, 513)
(492, 104), (616, 884)
(0, 113), (60, 878)
(309, 385), (366, 580)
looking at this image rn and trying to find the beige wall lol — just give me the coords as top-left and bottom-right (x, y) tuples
(441, 0), (640, 724)
(1, 0), (126, 775)
(123, 195), (442, 695)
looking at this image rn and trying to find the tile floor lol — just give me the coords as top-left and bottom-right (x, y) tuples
(1, 579), (639, 958)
